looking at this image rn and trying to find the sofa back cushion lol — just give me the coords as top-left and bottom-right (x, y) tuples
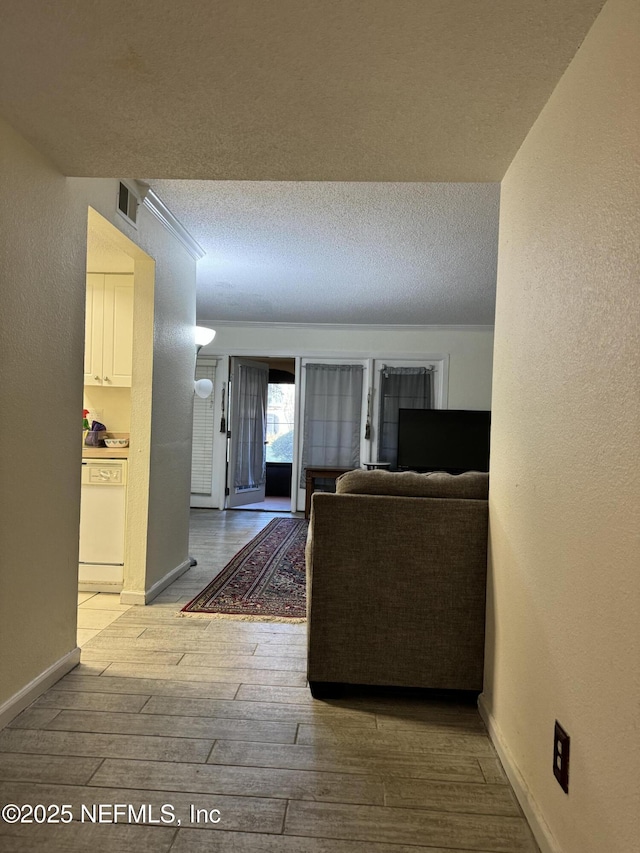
(335, 469), (489, 500)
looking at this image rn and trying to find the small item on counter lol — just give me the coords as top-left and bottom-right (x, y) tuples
(84, 420), (107, 447)
(104, 438), (129, 448)
(82, 409), (90, 431)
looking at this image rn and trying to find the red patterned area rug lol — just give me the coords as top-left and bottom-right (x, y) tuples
(180, 518), (308, 621)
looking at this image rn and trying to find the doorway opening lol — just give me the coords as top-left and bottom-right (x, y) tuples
(79, 208), (155, 644)
(228, 357), (296, 512)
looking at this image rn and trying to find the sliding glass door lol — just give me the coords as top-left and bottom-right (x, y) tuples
(297, 359), (368, 509)
(295, 356), (445, 510)
(376, 364), (434, 468)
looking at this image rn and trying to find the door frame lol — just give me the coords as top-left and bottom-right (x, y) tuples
(226, 357), (270, 508)
(222, 355), (300, 512)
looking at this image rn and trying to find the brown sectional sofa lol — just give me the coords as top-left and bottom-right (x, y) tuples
(306, 469), (489, 697)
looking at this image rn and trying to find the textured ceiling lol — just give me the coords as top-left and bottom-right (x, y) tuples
(0, 0), (604, 182)
(149, 181), (499, 324)
(0, 0), (605, 324)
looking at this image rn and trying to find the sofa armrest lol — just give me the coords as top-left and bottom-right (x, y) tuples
(306, 491), (488, 690)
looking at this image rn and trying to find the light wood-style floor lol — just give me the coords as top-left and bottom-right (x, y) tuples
(0, 510), (539, 852)
(231, 496), (293, 512)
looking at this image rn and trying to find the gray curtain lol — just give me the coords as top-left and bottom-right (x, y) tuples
(300, 363), (364, 487)
(234, 363), (267, 490)
(378, 365), (433, 468)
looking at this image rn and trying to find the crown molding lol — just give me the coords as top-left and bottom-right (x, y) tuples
(205, 320), (494, 332)
(138, 185), (205, 261)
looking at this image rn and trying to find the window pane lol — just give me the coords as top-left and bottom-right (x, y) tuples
(266, 383), (295, 463)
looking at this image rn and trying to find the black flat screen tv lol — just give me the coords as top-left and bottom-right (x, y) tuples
(397, 409), (491, 474)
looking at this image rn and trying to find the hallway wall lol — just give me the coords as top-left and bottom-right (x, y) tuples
(1, 119), (89, 713)
(484, 2), (640, 850)
(0, 118), (196, 720)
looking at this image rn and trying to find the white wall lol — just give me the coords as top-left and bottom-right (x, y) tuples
(483, 2), (640, 851)
(198, 322), (494, 507)
(141, 225), (197, 593)
(0, 117), (196, 719)
(83, 386), (132, 432)
(0, 119), (89, 714)
(204, 323), (494, 410)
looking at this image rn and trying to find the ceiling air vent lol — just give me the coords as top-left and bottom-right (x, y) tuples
(117, 181), (139, 227)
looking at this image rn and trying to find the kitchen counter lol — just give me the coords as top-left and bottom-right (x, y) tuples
(82, 447), (129, 459)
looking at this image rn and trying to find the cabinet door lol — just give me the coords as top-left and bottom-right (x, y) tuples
(102, 275), (134, 387)
(84, 274), (104, 385)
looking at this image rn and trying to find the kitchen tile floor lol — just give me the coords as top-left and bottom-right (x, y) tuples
(77, 593), (132, 645)
(0, 510), (539, 852)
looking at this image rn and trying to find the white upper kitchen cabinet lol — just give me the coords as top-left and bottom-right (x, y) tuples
(84, 273), (134, 387)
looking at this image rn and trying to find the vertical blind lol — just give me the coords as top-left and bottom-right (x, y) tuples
(300, 363), (364, 486)
(191, 360), (216, 495)
(378, 365), (433, 468)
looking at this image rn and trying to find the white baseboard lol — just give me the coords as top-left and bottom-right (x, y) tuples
(478, 694), (561, 853)
(0, 647), (81, 731)
(78, 582), (124, 594)
(120, 558), (191, 606)
(190, 496), (219, 509)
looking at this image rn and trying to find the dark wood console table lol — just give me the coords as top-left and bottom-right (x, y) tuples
(304, 466), (354, 519)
